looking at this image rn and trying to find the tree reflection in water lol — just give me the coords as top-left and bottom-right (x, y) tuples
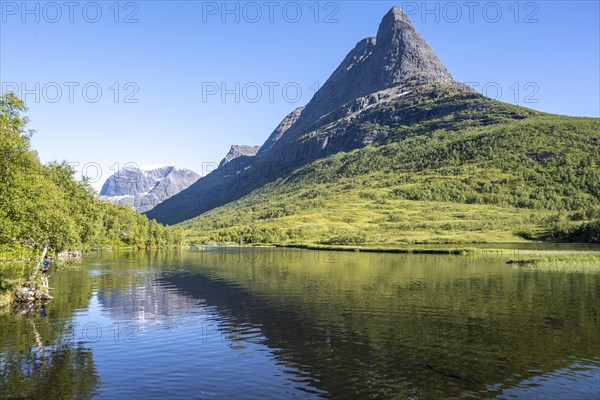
(1, 322), (100, 399)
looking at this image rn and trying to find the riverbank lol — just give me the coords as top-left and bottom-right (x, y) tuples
(0, 276), (56, 315)
(0, 245), (185, 304)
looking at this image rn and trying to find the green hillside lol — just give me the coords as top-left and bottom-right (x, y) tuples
(181, 102), (600, 245)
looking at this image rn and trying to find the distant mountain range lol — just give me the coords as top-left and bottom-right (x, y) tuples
(99, 166), (200, 212)
(145, 6), (599, 244)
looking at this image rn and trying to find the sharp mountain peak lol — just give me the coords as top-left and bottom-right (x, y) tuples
(270, 6), (458, 145)
(145, 7), (479, 225)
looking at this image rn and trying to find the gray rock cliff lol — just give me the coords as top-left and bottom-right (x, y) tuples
(220, 145), (261, 168)
(99, 166), (200, 212)
(257, 107), (304, 155)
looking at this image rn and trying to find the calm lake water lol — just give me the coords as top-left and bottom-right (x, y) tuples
(1, 248), (599, 399)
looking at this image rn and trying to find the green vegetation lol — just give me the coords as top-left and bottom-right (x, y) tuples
(0, 93), (183, 296)
(508, 253), (600, 272)
(181, 96), (600, 246)
(279, 243), (472, 255)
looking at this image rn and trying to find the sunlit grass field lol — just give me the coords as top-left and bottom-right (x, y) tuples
(185, 194), (550, 245)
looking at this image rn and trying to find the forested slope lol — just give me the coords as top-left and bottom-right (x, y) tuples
(0, 94), (183, 264)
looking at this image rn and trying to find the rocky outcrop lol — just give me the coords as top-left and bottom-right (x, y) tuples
(525, 152), (558, 163)
(13, 283), (53, 302)
(219, 145), (261, 167)
(99, 166), (200, 212)
(257, 107), (304, 155)
(57, 250), (83, 261)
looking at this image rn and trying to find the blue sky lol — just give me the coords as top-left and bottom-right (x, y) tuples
(1, 1), (598, 191)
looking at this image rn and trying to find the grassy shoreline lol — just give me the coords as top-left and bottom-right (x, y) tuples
(275, 243), (473, 254)
(274, 243), (600, 272)
(506, 254), (600, 272)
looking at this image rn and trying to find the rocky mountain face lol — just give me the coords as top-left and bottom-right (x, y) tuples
(145, 7), (509, 225)
(220, 145), (261, 168)
(99, 166), (199, 212)
(258, 107), (304, 155)
(271, 6), (463, 143)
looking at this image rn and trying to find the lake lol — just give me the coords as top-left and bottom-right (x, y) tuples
(1, 247), (599, 399)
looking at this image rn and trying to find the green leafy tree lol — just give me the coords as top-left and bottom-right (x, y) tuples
(1, 93), (184, 283)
